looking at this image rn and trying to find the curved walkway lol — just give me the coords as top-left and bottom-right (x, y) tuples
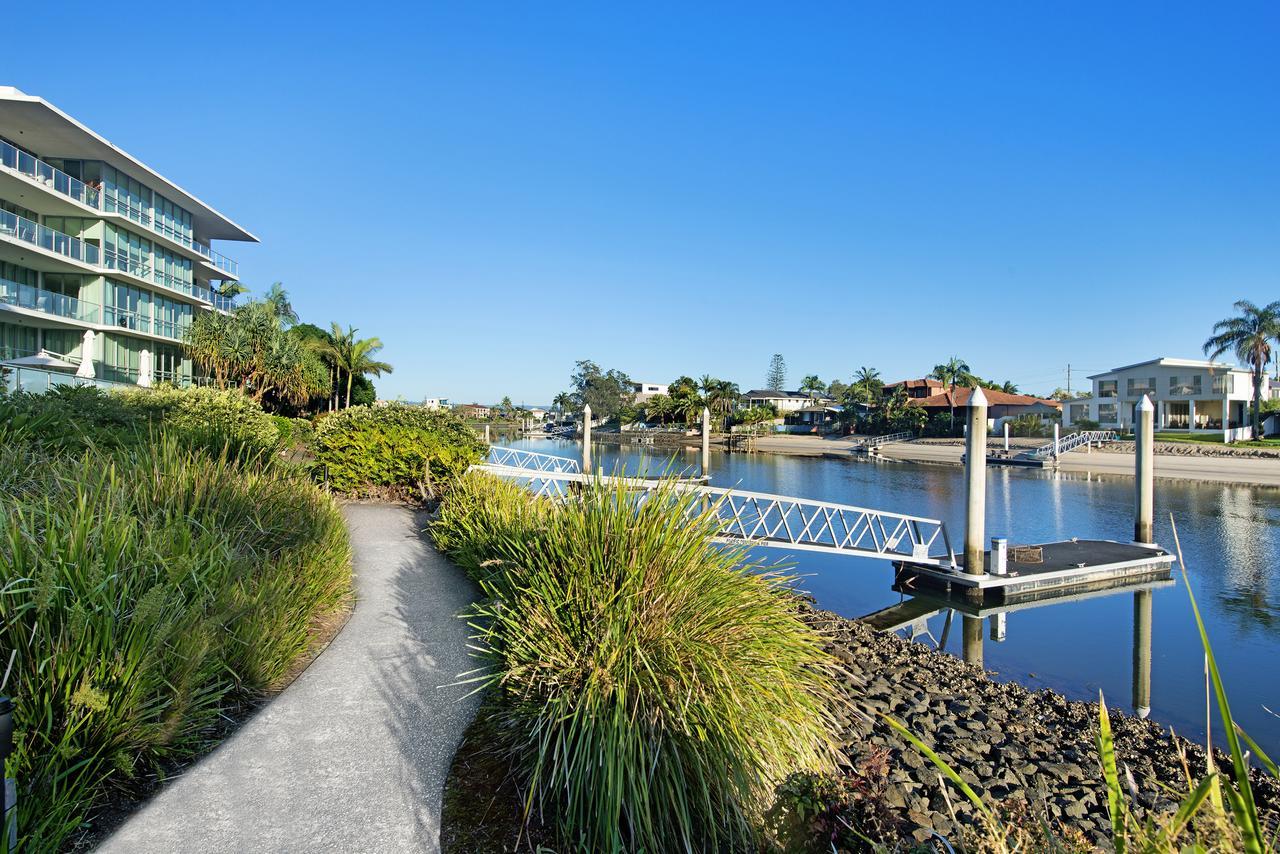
(99, 504), (480, 853)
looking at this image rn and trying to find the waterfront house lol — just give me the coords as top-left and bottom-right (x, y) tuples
(0, 87), (255, 393)
(631, 381), (668, 404)
(907, 388), (1061, 427)
(743, 389), (834, 413)
(1061, 357), (1261, 441)
(454, 403), (491, 419)
(883, 378), (944, 399)
(420, 397), (450, 410)
(782, 405), (843, 433)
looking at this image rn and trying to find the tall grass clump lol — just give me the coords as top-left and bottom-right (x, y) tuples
(433, 472), (850, 852)
(0, 433), (351, 850)
(311, 403), (485, 498)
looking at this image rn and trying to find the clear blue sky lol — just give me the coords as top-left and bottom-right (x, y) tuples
(9, 2), (1278, 403)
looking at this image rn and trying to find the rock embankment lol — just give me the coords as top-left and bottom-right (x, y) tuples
(805, 607), (1279, 846)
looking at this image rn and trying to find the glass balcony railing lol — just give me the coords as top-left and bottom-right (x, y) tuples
(211, 291), (236, 312)
(0, 277), (100, 323)
(0, 140), (239, 278)
(0, 208), (100, 265)
(0, 139), (101, 208)
(103, 305), (152, 335)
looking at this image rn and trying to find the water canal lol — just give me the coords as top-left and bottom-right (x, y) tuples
(498, 437), (1280, 754)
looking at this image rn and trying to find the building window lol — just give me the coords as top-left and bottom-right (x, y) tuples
(1098, 403), (1119, 423)
(152, 295), (192, 340)
(104, 280), (151, 333)
(0, 321), (38, 361)
(153, 193), (194, 247)
(153, 248), (194, 295)
(102, 165), (152, 226)
(1212, 374), (1235, 394)
(1127, 377), (1157, 397)
(101, 333), (143, 382)
(1069, 403), (1090, 423)
(103, 224), (153, 279)
(1169, 375), (1202, 396)
(1098, 380), (1117, 398)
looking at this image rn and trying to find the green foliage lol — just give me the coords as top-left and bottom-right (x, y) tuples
(1007, 413), (1048, 438)
(569, 360), (633, 421)
(3, 385), (283, 459)
(765, 754), (900, 853)
(766, 353), (788, 391)
(923, 411), (960, 438)
(272, 414), (316, 448)
(310, 403), (485, 497)
(1071, 417), (1102, 431)
(0, 434), (351, 850)
(432, 472), (849, 852)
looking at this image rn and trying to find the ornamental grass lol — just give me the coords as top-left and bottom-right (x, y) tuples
(433, 471), (849, 852)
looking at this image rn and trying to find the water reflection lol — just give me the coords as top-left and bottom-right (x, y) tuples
(498, 438), (1280, 753)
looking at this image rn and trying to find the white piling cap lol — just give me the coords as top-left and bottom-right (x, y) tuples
(583, 403), (592, 414)
(1137, 394), (1154, 411)
(969, 385), (988, 407)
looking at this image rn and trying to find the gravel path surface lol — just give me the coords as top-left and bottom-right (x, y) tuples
(98, 504), (479, 854)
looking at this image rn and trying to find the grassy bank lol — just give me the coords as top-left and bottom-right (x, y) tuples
(0, 388), (352, 850)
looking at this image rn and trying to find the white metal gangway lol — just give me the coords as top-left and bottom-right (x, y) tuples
(856, 431), (914, 452)
(1024, 429), (1117, 460)
(473, 447), (957, 568)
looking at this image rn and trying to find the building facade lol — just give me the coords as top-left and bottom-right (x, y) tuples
(1062, 358), (1261, 440)
(631, 381), (668, 404)
(0, 87), (255, 392)
(742, 389), (834, 413)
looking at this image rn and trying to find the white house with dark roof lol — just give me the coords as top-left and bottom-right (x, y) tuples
(1062, 357), (1263, 441)
(742, 389), (834, 413)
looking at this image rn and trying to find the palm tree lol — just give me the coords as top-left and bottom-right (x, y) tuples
(263, 282), (299, 326)
(799, 375), (825, 403)
(343, 334), (393, 409)
(1000, 381), (1019, 394)
(214, 280), (249, 299)
(850, 366), (882, 407)
(553, 392), (574, 417)
(930, 356), (972, 428)
(1203, 300), (1280, 435)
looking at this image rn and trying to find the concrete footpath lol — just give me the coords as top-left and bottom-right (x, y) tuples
(99, 504), (479, 853)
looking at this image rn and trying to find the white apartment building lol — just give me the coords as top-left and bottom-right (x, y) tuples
(0, 87), (255, 392)
(1063, 357), (1263, 441)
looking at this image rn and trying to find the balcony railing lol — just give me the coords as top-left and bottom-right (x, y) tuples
(211, 291), (236, 312)
(103, 305), (152, 335)
(0, 208), (101, 265)
(0, 277), (100, 323)
(0, 140), (239, 278)
(0, 139), (101, 207)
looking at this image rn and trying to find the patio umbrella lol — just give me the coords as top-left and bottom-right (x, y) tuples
(2, 350), (79, 371)
(138, 348), (153, 388)
(76, 330), (96, 378)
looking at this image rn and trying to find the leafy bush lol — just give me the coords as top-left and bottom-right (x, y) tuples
(4, 385), (283, 458)
(1070, 417), (1102, 432)
(272, 414), (315, 449)
(433, 472), (849, 852)
(765, 754), (900, 853)
(311, 403), (485, 497)
(0, 433), (351, 849)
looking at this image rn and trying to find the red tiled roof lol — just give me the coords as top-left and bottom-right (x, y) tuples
(885, 378), (944, 390)
(907, 388), (1062, 409)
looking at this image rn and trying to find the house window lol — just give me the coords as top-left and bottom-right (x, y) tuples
(1069, 403), (1090, 423)
(1127, 377), (1157, 397)
(1098, 403), (1119, 423)
(1212, 374), (1235, 394)
(1098, 380), (1117, 398)
(1167, 375), (1203, 396)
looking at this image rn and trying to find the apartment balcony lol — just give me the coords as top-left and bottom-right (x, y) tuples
(0, 139), (238, 278)
(0, 207), (100, 267)
(0, 277), (100, 323)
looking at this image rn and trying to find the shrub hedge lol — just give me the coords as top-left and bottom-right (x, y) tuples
(0, 400), (350, 849)
(432, 472), (849, 851)
(310, 403), (485, 497)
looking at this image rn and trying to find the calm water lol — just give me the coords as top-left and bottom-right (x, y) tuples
(501, 437), (1280, 754)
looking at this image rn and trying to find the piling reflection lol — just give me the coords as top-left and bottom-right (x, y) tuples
(867, 577), (1167, 716)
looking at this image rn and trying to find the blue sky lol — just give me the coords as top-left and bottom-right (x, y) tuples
(9, 2), (1278, 403)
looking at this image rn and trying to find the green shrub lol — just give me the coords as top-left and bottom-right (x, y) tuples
(311, 403), (485, 497)
(433, 472), (849, 852)
(0, 436), (351, 849)
(3, 385), (282, 458)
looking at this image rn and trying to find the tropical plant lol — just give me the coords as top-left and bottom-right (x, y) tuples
(262, 281), (299, 326)
(643, 393), (675, 424)
(1203, 299), (1280, 436)
(310, 403), (484, 497)
(930, 356), (972, 428)
(323, 323), (394, 409)
(766, 353), (788, 391)
(847, 366), (884, 408)
(552, 391), (574, 416)
(432, 472), (850, 852)
(569, 360), (634, 421)
(800, 375), (826, 402)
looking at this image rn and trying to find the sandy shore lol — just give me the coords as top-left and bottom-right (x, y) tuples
(739, 435), (1280, 487)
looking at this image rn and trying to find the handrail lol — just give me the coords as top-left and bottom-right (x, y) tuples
(473, 462), (956, 567)
(861, 431), (914, 448)
(0, 278), (99, 323)
(1026, 429), (1117, 460)
(485, 446), (581, 474)
(0, 208), (100, 265)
